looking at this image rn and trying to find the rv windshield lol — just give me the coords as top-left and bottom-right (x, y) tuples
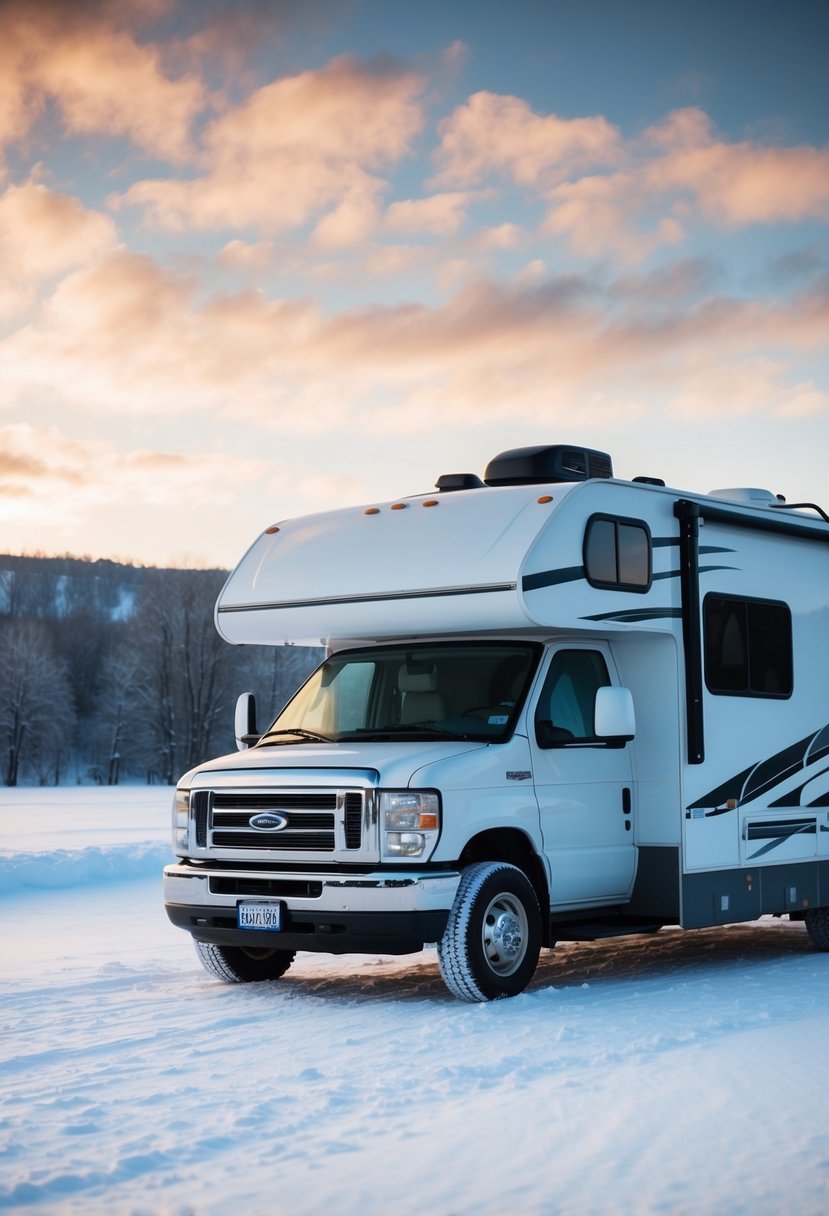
(259, 642), (541, 745)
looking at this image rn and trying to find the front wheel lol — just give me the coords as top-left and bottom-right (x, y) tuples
(194, 940), (296, 983)
(437, 861), (541, 1001)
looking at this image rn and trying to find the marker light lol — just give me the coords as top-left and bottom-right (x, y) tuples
(173, 787), (190, 852)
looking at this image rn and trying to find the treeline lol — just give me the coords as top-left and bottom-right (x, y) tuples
(0, 555), (321, 786)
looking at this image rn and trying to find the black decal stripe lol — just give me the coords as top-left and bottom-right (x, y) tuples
(745, 819), (816, 840)
(688, 725), (829, 809)
(770, 763), (829, 808)
(582, 608), (682, 623)
(806, 725), (829, 767)
(653, 564), (738, 581)
(524, 561), (736, 595)
(748, 837), (795, 860)
(522, 566), (584, 592)
(742, 737), (815, 802)
(652, 538), (735, 555)
(747, 821), (816, 860)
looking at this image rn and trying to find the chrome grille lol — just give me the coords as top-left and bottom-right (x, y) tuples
(344, 792), (362, 849)
(199, 789), (363, 853)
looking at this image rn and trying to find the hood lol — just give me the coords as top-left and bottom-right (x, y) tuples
(179, 738), (486, 790)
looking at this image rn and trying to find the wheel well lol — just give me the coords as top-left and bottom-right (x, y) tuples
(457, 829), (551, 946)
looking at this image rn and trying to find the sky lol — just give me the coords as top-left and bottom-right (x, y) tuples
(1, 0), (828, 569)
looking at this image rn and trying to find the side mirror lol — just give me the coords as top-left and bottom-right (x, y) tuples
(595, 686), (635, 743)
(235, 691), (260, 750)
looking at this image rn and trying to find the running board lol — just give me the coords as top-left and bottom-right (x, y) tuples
(548, 915), (664, 942)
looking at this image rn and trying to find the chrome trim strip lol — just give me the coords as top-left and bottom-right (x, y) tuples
(217, 581), (517, 613)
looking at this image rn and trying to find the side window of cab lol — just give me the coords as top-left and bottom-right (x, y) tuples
(534, 650), (611, 747)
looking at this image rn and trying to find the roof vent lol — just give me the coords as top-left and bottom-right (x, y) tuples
(484, 445), (613, 487)
(436, 473), (485, 492)
(708, 487), (778, 506)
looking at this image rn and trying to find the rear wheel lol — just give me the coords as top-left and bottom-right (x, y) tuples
(437, 861), (541, 1001)
(194, 941), (296, 983)
(804, 907), (829, 951)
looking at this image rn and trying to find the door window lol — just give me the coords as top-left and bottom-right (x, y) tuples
(535, 649), (611, 747)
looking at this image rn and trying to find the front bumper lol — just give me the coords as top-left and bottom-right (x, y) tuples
(163, 861), (459, 956)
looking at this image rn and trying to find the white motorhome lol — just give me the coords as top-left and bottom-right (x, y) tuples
(164, 444), (829, 1000)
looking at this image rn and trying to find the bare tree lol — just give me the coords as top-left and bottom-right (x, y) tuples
(242, 644), (322, 731)
(84, 644), (150, 784)
(132, 570), (240, 782)
(0, 620), (75, 786)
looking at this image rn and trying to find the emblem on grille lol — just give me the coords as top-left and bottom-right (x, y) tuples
(249, 812), (289, 831)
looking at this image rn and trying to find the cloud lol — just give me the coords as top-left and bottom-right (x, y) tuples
(433, 91), (622, 188)
(2, 246), (825, 442)
(0, 422), (268, 525)
(433, 95), (829, 260)
(0, 0), (204, 167)
(385, 192), (471, 236)
(643, 109), (829, 226)
(0, 179), (118, 319)
(543, 108), (829, 257)
(666, 359), (829, 421)
(312, 180), (383, 250)
(217, 239), (276, 274)
(116, 54), (425, 235)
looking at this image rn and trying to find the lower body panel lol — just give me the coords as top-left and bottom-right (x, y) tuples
(164, 861), (457, 955)
(166, 902), (449, 955)
(681, 858), (829, 929)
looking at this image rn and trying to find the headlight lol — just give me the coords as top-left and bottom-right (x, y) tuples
(380, 790), (440, 859)
(173, 787), (190, 852)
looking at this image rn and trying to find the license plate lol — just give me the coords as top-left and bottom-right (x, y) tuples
(237, 901), (282, 931)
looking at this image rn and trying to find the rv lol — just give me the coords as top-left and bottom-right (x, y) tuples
(163, 444), (829, 1001)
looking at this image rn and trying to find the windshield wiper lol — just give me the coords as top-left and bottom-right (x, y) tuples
(259, 728), (334, 744)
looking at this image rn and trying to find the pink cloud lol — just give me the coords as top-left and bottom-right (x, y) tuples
(0, 422), (268, 525)
(543, 108), (829, 256)
(116, 54), (425, 235)
(1, 246), (826, 438)
(385, 192), (471, 236)
(0, 0), (204, 166)
(0, 180), (117, 319)
(433, 96), (829, 259)
(645, 123), (829, 226)
(433, 91), (622, 188)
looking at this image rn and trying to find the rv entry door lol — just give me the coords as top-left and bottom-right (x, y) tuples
(531, 644), (636, 905)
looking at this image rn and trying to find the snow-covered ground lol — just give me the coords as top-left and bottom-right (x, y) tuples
(2, 788), (829, 1216)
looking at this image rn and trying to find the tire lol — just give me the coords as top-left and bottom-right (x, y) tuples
(194, 940), (296, 983)
(437, 861), (541, 1002)
(804, 907), (829, 951)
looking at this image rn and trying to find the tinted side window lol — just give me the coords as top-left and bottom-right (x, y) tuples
(584, 519), (616, 583)
(535, 649), (611, 747)
(704, 595), (792, 697)
(584, 516), (651, 591)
